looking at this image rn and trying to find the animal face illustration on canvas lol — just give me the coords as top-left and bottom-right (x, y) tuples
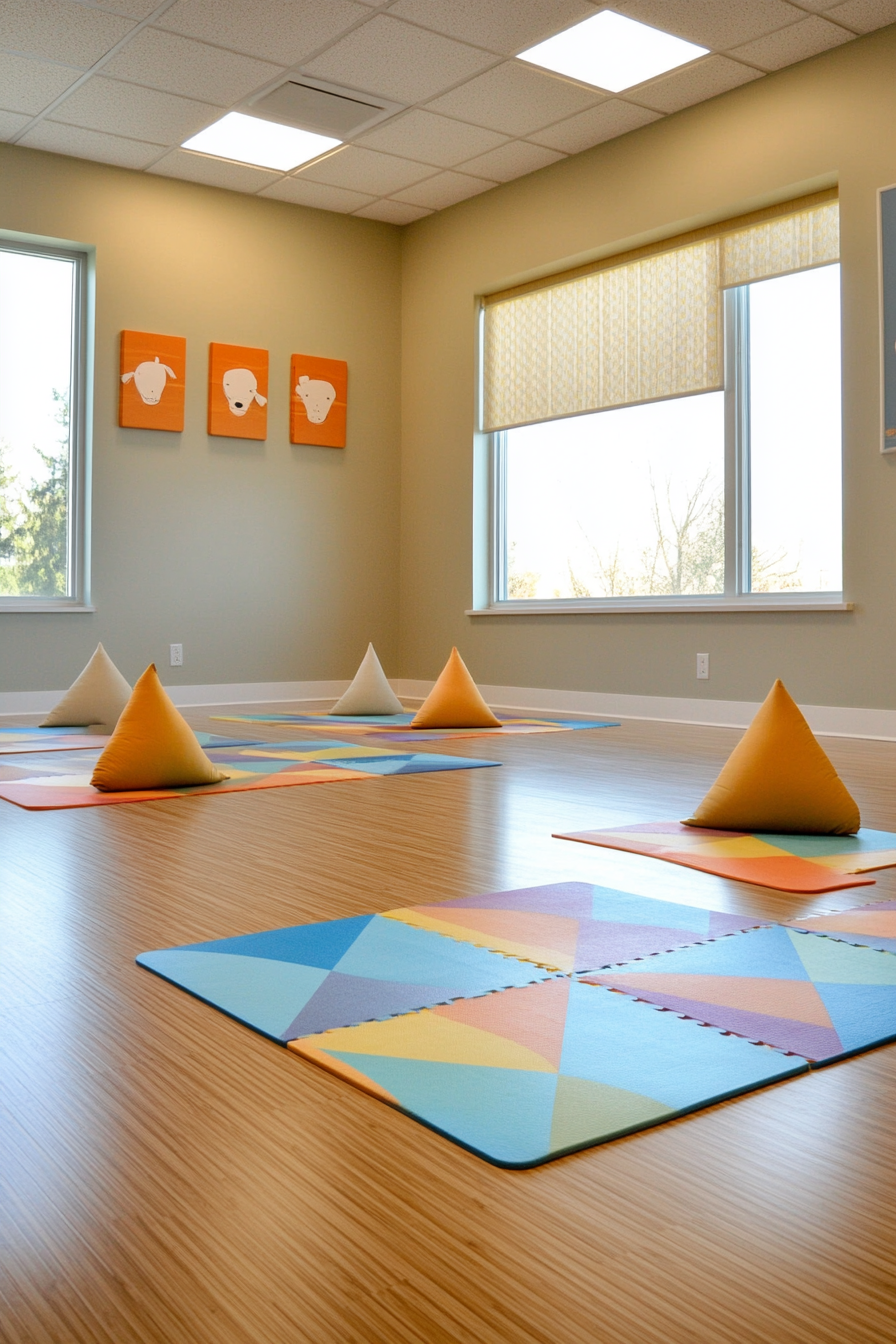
(223, 368), (267, 416)
(295, 375), (336, 424)
(121, 356), (176, 406)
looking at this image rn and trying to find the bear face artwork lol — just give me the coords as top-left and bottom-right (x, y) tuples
(295, 375), (336, 424)
(121, 356), (176, 406)
(223, 368), (267, 416)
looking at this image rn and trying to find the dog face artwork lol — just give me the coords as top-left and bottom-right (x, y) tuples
(290, 355), (347, 447)
(208, 343), (268, 440)
(295, 375), (335, 424)
(119, 332), (186, 431)
(223, 368), (267, 416)
(122, 356), (176, 406)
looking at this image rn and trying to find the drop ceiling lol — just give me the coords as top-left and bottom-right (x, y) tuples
(2, 0), (894, 225)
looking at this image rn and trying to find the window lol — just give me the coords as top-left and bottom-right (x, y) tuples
(482, 195), (843, 609)
(0, 237), (90, 611)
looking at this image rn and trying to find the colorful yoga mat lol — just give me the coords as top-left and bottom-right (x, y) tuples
(138, 882), (896, 1167)
(212, 711), (620, 743)
(553, 821), (896, 893)
(0, 740), (498, 809)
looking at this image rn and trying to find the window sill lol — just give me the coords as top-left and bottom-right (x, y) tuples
(467, 596), (853, 616)
(0, 602), (95, 614)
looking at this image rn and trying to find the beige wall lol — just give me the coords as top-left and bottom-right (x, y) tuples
(399, 25), (896, 711)
(0, 145), (402, 692)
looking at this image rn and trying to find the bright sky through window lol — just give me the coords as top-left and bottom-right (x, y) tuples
(182, 113), (340, 171)
(517, 10), (708, 93)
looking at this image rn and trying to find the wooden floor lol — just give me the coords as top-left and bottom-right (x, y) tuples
(1, 709), (894, 1344)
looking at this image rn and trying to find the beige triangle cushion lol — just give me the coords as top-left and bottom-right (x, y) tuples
(411, 648), (500, 729)
(685, 679), (860, 835)
(41, 643), (132, 733)
(91, 665), (227, 792)
(332, 643), (403, 715)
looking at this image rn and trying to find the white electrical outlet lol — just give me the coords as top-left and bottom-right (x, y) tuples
(170, 643), (183, 668)
(696, 652), (709, 680)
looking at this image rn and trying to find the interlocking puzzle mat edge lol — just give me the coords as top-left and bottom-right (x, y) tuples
(287, 979), (808, 1168)
(137, 913), (557, 1042)
(581, 924), (896, 1066)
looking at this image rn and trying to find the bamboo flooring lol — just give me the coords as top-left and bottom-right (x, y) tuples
(0, 708), (894, 1344)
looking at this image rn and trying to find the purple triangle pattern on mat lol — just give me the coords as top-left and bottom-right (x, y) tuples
(383, 880), (769, 974)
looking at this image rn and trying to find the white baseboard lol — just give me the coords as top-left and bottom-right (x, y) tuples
(395, 681), (896, 741)
(3, 677), (896, 742)
(0, 680), (351, 717)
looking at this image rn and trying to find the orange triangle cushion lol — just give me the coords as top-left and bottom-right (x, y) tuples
(91, 665), (227, 792)
(685, 679), (859, 835)
(411, 648), (500, 729)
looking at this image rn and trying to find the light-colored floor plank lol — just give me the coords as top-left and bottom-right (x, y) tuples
(1, 711), (894, 1343)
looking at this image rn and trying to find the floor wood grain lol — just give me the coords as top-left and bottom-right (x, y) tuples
(1, 709), (894, 1343)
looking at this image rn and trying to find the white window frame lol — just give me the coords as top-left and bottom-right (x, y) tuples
(0, 233), (93, 613)
(476, 275), (850, 616)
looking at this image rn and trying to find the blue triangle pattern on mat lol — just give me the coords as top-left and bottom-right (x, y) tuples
(619, 924), (811, 980)
(136, 950), (331, 1039)
(176, 914), (377, 969)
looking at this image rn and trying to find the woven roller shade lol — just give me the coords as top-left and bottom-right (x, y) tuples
(481, 195), (839, 434)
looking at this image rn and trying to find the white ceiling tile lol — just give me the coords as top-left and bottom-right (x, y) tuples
(530, 98), (661, 153)
(18, 119), (164, 166)
(425, 61), (600, 137)
(260, 177), (376, 211)
(48, 74), (219, 142)
(102, 28), (283, 105)
(387, 0), (600, 57)
(354, 109), (508, 167)
(458, 139), (564, 181)
(354, 199), (432, 224)
(77, 0), (160, 16)
(0, 0), (135, 69)
(822, 0), (896, 34)
(0, 53), (81, 115)
(147, 148), (280, 191)
(635, 55), (764, 114)
(729, 15), (854, 69)
(297, 144), (435, 194)
(0, 109), (31, 138)
(157, 0), (363, 67)
(303, 15), (498, 104)
(610, 0), (807, 49)
(392, 169), (496, 209)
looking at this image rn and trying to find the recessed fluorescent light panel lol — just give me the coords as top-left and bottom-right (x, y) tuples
(181, 112), (340, 171)
(517, 10), (708, 93)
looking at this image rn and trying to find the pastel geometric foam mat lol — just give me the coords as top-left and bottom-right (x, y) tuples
(138, 885), (896, 1168)
(785, 899), (896, 955)
(381, 881), (768, 973)
(213, 711), (620, 743)
(288, 978), (806, 1167)
(0, 740), (498, 809)
(138, 914), (554, 1041)
(554, 821), (896, 893)
(0, 726), (252, 755)
(582, 925), (896, 1063)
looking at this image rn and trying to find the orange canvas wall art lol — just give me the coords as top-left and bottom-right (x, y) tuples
(290, 354), (347, 447)
(208, 343), (268, 440)
(119, 331), (186, 431)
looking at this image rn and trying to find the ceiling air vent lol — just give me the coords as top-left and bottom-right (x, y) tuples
(246, 78), (402, 139)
